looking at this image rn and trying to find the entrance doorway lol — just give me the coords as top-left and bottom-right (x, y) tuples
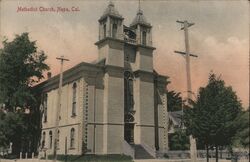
(124, 123), (134, 144)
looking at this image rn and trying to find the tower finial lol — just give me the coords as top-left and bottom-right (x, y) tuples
(137, 0), (143, 15)
(139, 0), (141, 11)
(109, 0), (114, 6)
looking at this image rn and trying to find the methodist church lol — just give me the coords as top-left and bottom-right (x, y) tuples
(38, 2), (169, 158)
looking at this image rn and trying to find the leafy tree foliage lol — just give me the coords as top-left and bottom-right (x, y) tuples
(169, 129), (190, 150)
(233, 110), (249, 148)
(0, 111), (26, 153)
(167, 90), (182, 112)
(183, 73), (242, 162)
(0, 33), (49, 155)
(0, 32), (49, 110)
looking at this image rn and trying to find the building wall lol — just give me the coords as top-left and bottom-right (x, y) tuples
(133, 75), (155, 150)
(103, 71), (124, 154)
(41, 78), (83, 155)
(137, 47), (153, 72)
(157, 88), (169, 151)
(139, 77), (155, 149)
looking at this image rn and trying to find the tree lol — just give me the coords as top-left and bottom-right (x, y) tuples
(169, 129), (190, 150)
(0, 111), (26, 154)
(183, 73), (242, 162)
(0, 32), (49, 110)
(0, 33), (49, 155)
(167, 90), (182, 112)
(232, 110), (249, 148)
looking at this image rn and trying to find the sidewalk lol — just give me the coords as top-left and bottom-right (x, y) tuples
(0, 158), (248, 162)
(134, 159), (248, 162)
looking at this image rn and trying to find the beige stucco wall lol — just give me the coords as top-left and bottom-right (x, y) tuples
(133, 76), (155, 150)
(41, 78), (84, 155)
(103, 72), (124, 154)
(157, 90), (169, 151)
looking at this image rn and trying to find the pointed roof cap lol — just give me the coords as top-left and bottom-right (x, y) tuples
(130, 9), (151, 27)
(99, 1), (123, 21)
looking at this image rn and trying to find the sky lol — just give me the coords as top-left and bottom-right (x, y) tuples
(0, 0), (249, 108)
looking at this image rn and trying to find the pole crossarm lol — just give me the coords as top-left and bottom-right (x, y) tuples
(174, 50), (198, 58)
(56, 56), (70, 61)
(176, 20), (195, 30)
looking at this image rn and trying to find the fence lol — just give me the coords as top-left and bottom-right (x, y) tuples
(157, 150), (249, 160)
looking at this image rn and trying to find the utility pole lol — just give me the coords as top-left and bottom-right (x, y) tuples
(53, 56), (69, 162)
(0, 0), (2, 42)
(174, 20), (198, 162)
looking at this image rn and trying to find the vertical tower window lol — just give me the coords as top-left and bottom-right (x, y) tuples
(124, 71), (134, 112)
(124, 71), (135, 144)
(142, 31), (147, 45)
(112, 24), (117, 38)
(72, 83), (77, 117)
(70, 128), (75, 148)
(42, 132), (46, 149)
(49, 131), (53, 149)
(103, 24), (106, 38)
(43, 94), (48, 122)
(57, 130), (60, 149)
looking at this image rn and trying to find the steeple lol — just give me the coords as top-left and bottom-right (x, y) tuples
(129, 0), (152, 46)
(96, 1), (125, 67)
(99, 1), (123, 21)
(130, 0), (151, 27)
(97, 1), (124, 41)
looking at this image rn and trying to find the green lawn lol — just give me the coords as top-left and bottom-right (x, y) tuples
(48, 154), (133, 162)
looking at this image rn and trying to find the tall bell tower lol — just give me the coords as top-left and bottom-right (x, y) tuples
(95, 2), (125, 154)
(130, 9), (153, 47)
(96, 1), (124, 67)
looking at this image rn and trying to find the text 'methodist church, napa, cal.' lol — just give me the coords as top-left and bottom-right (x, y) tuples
(38, 2), (169, 158)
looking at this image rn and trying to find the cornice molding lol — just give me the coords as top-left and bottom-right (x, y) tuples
(36, 62), (103, 93)
(95, 37), (125, 47)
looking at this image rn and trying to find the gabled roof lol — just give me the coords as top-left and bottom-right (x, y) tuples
(169, 111), (183, 126)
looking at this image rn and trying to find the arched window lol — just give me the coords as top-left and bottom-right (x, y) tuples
(43, 94), (48, 122)
(49, 131), (53, 149)
(57, 130), (60, 149)
(112, 24), (117, 38)
(103, 24), (106, 38)
(124, 71), (134, 112)
(72, 83), (77, 116)
(70, 128), (75, 148)
(142, 31), (147, 45)
(42, 132), (46, 148)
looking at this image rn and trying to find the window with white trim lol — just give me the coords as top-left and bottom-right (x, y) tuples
(49, 131), (53, 149)
(42, 131), (45, 149)
(70, 128), (75, 148)
(43, 94), (48, 122)
(72, 83), (77, 116)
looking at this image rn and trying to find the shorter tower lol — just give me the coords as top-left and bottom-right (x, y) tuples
(130, 9), (152, 47)
(127, 6), (157, 153)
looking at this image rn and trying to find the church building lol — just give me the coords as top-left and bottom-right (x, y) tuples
(38, 2), (169, 158)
